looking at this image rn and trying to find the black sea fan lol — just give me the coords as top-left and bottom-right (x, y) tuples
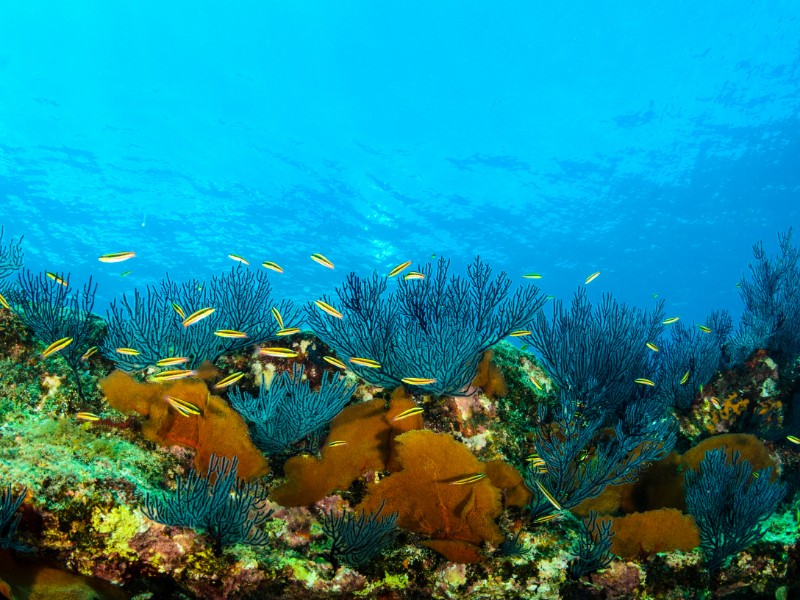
(322, 501), (399, 569)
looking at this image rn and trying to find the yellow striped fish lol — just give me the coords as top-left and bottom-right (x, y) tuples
(116, 347), (141, 356)
(276, 327), (300, 336)
(401, 377), (437, 386)
(42, 337), (73, 358)
(262, 261), (283, 273)
(634, 378), (655, 386)
(585, 271), (600, 284)
(509, 330), (532, 337)
(523, 273), (542, 279)
(0, 292), (10, 309)
(46, 272), (68, 287)
(698, 325), (712, 333)
(171, 303), (186, 319)
(533, 513), (561, 524)
(228, 254), (249, 265)
(182, 307), (215, 327)
(451, 473), (486, 485)
(76, 411), (101, 422)
(663, 317), (680, 325)
(531, 377), (543, 391)
(403, 271), (425, 280)
(324, 356), (347, 370)
(98, 251), (135, 263)
(260, 347), (299, 358)
(535, 480), (562, 510)
(328, 440), (348, 447)
(314, 300), (343, 319)
(214, 372), (245, 389)
(388, 261), (412, 277)
(311, 253), (334, 269)
(787, 435), (800, 444)
(164, 395), (202, 417)
(393, 406), (425, 421)
(148, 369), (196, 383)
(646, 342), (659, 352)
(156, 356), (189, 367)
(81, 346), (98, 360)
(271, 307), (284, 328)
(214, 329), (248, 338)
(349, 357), (381, 369)
(680, 370), (690, 385)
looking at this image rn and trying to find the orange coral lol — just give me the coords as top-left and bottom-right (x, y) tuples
(270, 393), (423, 507)
(359, 430), (504, 562)
(100, 370), (269, 481)
(484, 460), (531, 507)
(471, 349), (508, 399)
(608, 509), (699, 559)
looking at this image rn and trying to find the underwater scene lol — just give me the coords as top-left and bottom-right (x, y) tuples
(1, 2), (800, 599)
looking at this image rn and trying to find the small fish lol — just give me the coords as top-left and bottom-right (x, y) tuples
(42, 337), (74, 358)
(311, 253), (334, 269)
(698, 325), (712, 333)
(262, 261), (283, 273)
(531, 377), (543, 391)
(699, 384), (704, 395)
(116, 347), (141, 356)
(545, 295), (555, 301)
(523, 273), (542, 279)
(349, 357), (381, 369)
(646, 342), (659, 352)
(634, 378), (655, 386)
(533, 513), (561, 524)
(171, 303), (186, 319)
(182, 307), (215, 327)
(276, 327), (300, 336)
(509, 329), (532, 337)
(271, 307), (284, 328)
(393, 406), (425, 421)
(46, 272), (68, 287)
(388, 261), (412, 277)
(76, 411), (101, 422)
(709, 397), (722, 410)
(260, 347), (299, 358)
(524, 453), (541, 463)
(214, 372), (245, 389)
(520, 344), (529, 351)
(328, 440), (348, 447)
(81, 346), (98, 360)
(324, 356), (347, 370)
(214, 329), (248, 338)
(148, 369), (196, 382)
(680, 370), (690, 385)
(403, 271), (425, 280)
(401, 377), (437, 385)
(585, 271), (600, 284)
(98, 251), (136, 263)
(314, 300), (343, 319)
(228, 254), (249, 265)
(164, 395), (202, 417)
(663, 317), (680, 325)
(451, 473), (486, 485)
(786, 435), (800, 444)
(0, 292), (8, 309)
(156, 356), (189, 367)
(576, 449), (590, 463)
(534, 480), (562, 510)
(120, 270), (133, 277)
(752, 471), (760, 479)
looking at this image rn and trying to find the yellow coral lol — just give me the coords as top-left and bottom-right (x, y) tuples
(91, 505), (144, 560)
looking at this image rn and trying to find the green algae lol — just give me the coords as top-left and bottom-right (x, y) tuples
(91, 504), (144, 560)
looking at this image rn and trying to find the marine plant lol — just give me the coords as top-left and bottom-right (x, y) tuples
(102, 265), (298, 370)
(0, 226), (23, 281)
(526, 288), (665, 417)
(655, 309), (732, 410)
(728, 228), (800, 365)
(13, 270), (100, 407)
(567, 510), (615, 579)
(524, 391), (675, 520)
(228, 363), (356, 454)
(322, 501), (399, 569)
(306, 256), (546, 396)
(141, 454), (272, 550)
(684, 448), (786, 573)
(0, 484), (27, 551)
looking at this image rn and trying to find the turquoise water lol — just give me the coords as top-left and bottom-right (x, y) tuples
(1, 2), (798, 323)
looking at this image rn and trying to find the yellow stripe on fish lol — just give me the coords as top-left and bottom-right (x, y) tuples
(76, 411), (101, 422)
(182, 307), (215, 327)
(451, 473), (486, 485)
(148, 369), (196, 382)
(116, 347), (141, 356)
(81, 346), (98, 360)
(262, 261), (283, 273)
(393, 406), (425, 421)
(634, 378), (655, 386)
(171, 303), (186, 319)
(214, 372), (245, 389)
(164, 395), (202, 417)
(680, 370), (690, 385)
(534, 480), (562, 510)
(401, 377), (437, 386)
(663, 317), (680, 325)
(260, 347), (299, 358)
(46, 272), (68, 287)
(324, 356), (347, 370)
(98, 251), (135, 263)
(523, 273), (542, 279)
(276, 327), (300, 336)
(214, 329), (248, 338)
(388, 261), (412, 277)
(314, 300), (343, 319)
(646, 342), (659, 352)
(228, 254), (249, 265)
(698, 325), (712, 333)
(403, 271), (425, 280)
(311, 253), (334, 269)
(271, 307), (284, 328)
(156, 356), (189, 367)
(0, 293), (10, 309)
(42, 337), (73, 358)
(509, 330), (532, 337)
(349, 357), (381, 369)
(585, 271), (600, 284)
(328, 440), (348, 447)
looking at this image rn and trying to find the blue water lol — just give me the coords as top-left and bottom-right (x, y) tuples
(1, 2), (798, 326)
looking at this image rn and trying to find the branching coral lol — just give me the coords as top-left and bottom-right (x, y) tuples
(102, 266), (299, 370)
(568, 510), (615, 579)
(0, 484), (27, 551)
(305, 257), (545, 396)
(322, 500), (399, 569)
(0, 226), (23, 281)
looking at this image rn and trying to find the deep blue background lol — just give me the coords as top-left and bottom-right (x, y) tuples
(1, 2), (798, 326)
